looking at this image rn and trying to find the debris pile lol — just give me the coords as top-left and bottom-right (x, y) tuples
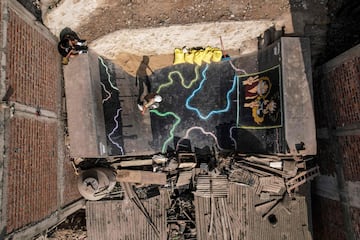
(75, 151), (319, 239)
(227, 154), (319, 195)
(225, 154), (319, 222)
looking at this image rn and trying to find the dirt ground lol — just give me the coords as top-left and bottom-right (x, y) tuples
(25, 0), (359, 72)
(45, 0), (291, 42)
(79, 0), (290, 41)
(40, 0), (298, 75)
(31, 0), (358, 77)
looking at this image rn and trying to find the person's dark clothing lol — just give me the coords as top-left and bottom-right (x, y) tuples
(57, 29), (87, 58)
(58, 39), (72, 57)
(57, 39), (88, 58)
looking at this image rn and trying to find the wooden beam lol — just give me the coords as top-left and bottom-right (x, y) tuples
(116, 170), (167, 185)
(118, 159), (153, 167)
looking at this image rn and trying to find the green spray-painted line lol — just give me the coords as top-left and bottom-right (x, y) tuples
(150, 110), (181, 153)
(156, 65), (200, 93)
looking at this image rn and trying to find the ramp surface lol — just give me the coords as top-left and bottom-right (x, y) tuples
(73, 37), (315, 156)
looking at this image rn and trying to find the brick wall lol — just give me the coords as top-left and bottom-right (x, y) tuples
(350, 207), (360, 239)
(314, 45), (360, 239)
(312, 195), (346, 240)
(2, 1), (81, 236)
(0, 1), (2, 64)
(325, 57), (360, 128)
(6, 8), (60, 112)
(337, 135), (360, 181)
(315, 57), (360, 129)
(7, 117), (58, 233)
(316, 136), (360, 181)
(317, 53), (360, 182)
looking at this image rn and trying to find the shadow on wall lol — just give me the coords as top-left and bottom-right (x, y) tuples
(136, 55), (153, 104)
(216, 122), (267, 153)
(257, 26), (285, 50)
(325, 0), (360, 60)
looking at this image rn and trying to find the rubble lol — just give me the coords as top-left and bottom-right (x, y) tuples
(73, 150), (319, 239)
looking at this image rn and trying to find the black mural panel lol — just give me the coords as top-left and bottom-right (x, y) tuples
(99, 57), (125, 155)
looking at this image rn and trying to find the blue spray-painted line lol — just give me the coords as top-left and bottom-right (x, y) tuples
(185, 65), (237, 120)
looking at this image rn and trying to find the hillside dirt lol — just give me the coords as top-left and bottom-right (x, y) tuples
(24, 0), (348, 76)
(38, 0), (324, 75)
(75, 0), (291, 43)
(23, 0), (359, 73)
(39, 0), (297, 75)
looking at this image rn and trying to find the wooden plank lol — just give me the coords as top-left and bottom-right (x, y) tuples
(116, 170), (167, 185)
(118, 159), (153, 167)
(178, 153), (197, 169)
(176, 171), (193, 187)
(236, 164), (272, 177)
(255, 199), (278, 217)
(240, 161), (292, 178)
(259, 176), (286, 194)
(195, 175), (229, 198)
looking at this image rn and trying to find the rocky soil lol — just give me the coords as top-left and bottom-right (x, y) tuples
(53, 0), (291, 42)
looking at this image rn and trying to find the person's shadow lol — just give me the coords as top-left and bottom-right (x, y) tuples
(136, 56), (153, 104)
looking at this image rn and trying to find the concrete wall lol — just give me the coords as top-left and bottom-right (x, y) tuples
(0, 0), (84, 238)
(313, 44), (360, 239)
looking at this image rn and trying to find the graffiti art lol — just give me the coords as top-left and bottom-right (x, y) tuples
(238, 65), (282, 129)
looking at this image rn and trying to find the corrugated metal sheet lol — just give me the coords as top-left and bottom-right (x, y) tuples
(195, 183), (312, 240)
(86, 189), (168, 240)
